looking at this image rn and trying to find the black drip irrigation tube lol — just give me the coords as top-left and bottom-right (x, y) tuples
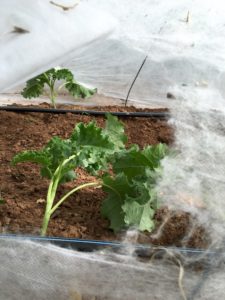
(0, 106), (170, 119)
(0, 233), (214, 257)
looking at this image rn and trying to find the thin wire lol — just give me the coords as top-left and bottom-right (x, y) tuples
(124, 55), (148, 107)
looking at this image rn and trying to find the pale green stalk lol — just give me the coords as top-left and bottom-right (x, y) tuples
(44, 72), (57, 108)
(40, 154), (100, 236)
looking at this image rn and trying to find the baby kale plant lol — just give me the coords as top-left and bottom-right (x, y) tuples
(12, 114), (127, 236)
(12, 114), (169, 236)
(21, 67), (96, 108)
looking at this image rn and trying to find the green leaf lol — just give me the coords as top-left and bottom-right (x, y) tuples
(71, 121), (114, 173)
(100, 143), (168, 232)
(12, 150), (50, 166)
(54, 68), (74, 81)
(65, 81), (96, 98)
(113, 143), (168, 180)
(123, 180), (157, 231)
(12, 137), (77, 183)
(112, 146), (150, 180)
(71, 122), (111, 148)
(42, 137), (76, 182)
(45, 137), (73, 169)
(142, 143), (169, 169)
(101, 170), (157, 232)
(103, 113), (127, 150)
(21, 75), (46, 99)
(101, 173), (157, 232)
(122, 200), (155, 231)
(129, 180), (156, 205)
(101, 174), (134, 232)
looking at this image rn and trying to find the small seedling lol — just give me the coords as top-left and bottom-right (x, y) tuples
(12, 114), (168, 235)
(12, 114), (126, 236)
(21, 67), (96, 108)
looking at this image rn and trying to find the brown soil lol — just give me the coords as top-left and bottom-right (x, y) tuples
(0, 104), (209, 248)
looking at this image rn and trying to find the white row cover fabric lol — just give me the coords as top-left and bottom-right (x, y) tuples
(0, 0), (116, 91)
(2, 0), (225, 108)
(63, 0), (225, 107)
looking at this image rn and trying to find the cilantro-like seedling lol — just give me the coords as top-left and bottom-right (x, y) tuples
(12, 114), (126, 236)
(21, 67), (96, 108)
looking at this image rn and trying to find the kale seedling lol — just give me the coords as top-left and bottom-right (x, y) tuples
(12, 114), (126, 236)
(21, 67), (96, 108)
(12, 113), (169, 235)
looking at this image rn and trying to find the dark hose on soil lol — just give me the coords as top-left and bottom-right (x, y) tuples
(0, 106), (170, 118)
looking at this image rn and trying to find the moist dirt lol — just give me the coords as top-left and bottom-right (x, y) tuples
(0, 104), (209, 248)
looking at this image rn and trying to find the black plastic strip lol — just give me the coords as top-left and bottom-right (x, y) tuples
(0, 106), (170, 118)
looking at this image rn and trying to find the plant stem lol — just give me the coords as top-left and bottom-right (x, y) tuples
(41, 164), (63, 236)
(40, 154), (99, 236)
(41, 181), (100, 236)
(51, 182), (100, 215)
(49, 82), (56, 108)
(41, 211), (51, 236)
(58, 81), (69, 91)
(43, 72), (57, 108)
(41, 155), (75, 236)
